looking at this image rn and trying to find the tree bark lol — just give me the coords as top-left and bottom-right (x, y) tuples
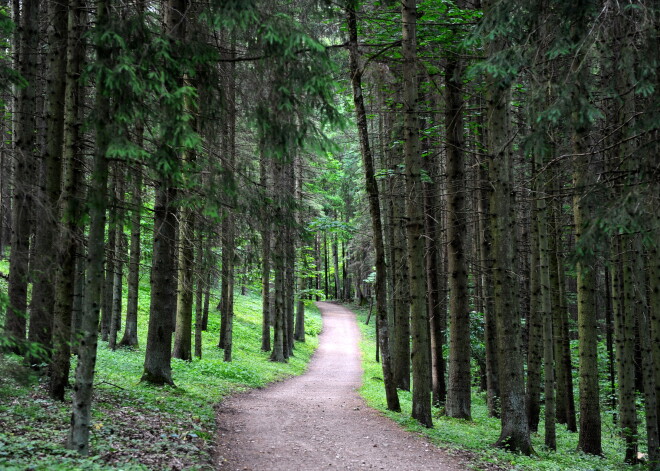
(28, 0), (66, 359)
(444, 45), (471, 421)
(346, 0), (400, 412)
(68, 0), (111, 452)
(118, 162), (142, 348)
(484, 0), (532, 452)
(50, 0), (84, 400)
(4, 0), (39, 353)
(142, 0), (189, 385)
(401, 0), (432, 427)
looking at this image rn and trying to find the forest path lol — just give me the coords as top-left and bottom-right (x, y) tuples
(214, 302), (467, 471)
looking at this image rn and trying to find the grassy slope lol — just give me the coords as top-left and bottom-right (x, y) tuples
(349, 303), (642, 471)
(0, 261), (321, 470)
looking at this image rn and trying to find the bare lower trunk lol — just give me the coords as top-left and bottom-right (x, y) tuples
(50, 0), (83, 400)
(68, 0), (110, 451)
(28, 0), (66, 360)
(346, 0), (399, 412)
(119, 166), (142, 348)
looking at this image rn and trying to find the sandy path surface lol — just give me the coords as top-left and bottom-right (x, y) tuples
(214, 302), (467, 471)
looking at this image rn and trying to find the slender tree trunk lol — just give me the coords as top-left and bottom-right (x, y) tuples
(142, 0), (189, 385)
(68, 0), (111, 452)
(401, 0), (431, 427)
(173, 209), (194, 361)
(526, 189), (542, 433)
(479, 154), (499, 417)
(221, 38), (236, 362)
(445, 47), (471, 421)
(484, 0), (531, 452)
(50, 0), (83, 400)
(260, 147), (271, 351)
(4, 0), (39, 353)
(194, 239), (204, 359)
(101, 168), (117, 341)
(119, 162), (142, 348)
(108, 164), (126, 350)
(346, 0), (400, 412)
(536, 155), (555, 449)
(28, 0), (66, 359)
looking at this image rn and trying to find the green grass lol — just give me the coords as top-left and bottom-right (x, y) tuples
(349, 303), (642, 471)
(0, 261), (321, 470)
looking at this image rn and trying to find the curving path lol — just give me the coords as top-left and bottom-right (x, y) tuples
(214, 302), (467, 470)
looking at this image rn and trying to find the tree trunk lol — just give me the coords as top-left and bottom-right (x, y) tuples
(260, 147), (271, 351)
(401, 0), (431, 427)
(28, 0), (66, 360)
(68, 0), (111, 452)
(478, 155), (499, 417)
(484, 0), (532, 452)
(50, 0), (84, 400)
(444, 44), (471, 421)
(194, 237), (204, 359)
(526, 164), (542, 433)
(118, 162), (142, 348)
(108, 164), (126, 350)
(173, 208), (194, 361)
(346, 0), (400, 412)
(4, 0), (39, 354)
(142, 0), (188, 385)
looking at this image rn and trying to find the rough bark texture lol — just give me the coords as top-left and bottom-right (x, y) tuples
(612, 240), (636, 461)
(484, 0), (532, 451)
(260, 150), (271, 352)
(119, 165), (142, 348)
(28, 0), (66, 359)
(68, 0), (110, 453)
(526, 195), (542, 433)
(142, 0), (188, 385)
(346, 0), (400, 412)
(108, 165), (126, 350)
(4, 0), (39, 353)
(50, 0), (83, 400)
(444, 50), (470, 421)
(478, 156), (499, 417)
(401, 0), (432, 427)
(173, 208), (194, 361)
(536, 156), (555, 450)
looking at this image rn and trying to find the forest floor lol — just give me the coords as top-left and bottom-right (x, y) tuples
(214, 302), (471, 471)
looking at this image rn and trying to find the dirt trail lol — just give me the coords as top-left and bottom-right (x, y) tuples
(214, 302), (467, 470)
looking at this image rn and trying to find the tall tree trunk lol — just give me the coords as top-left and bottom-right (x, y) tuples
(173, 208), (194, 361)
(536, 158), (555, 450)
(108, 164), (126, 350)
(569, 7), (601, 454)
(142, 0), (189, 385)
(101, 168), (117, 341)
(68, 0), (111, 452)
(392, 172), (410, 391)
(28, 0), (66, 360)
(222, 38), (237, 362)
(445, 46), (471, 421)
(401, 0), (431, 427)
(526, 185), (542, 433)
(346, 0), (400, 412)
(260, 148), (271, 351)
(484, 0), (531, 452)
(423, 95), (443, 407)
(4, 0), (39, 353)
(119, 161), (142, 348)
(50, 0), (84, 400)
(194, 240), (204, 359)
(479, 153), (499, 417)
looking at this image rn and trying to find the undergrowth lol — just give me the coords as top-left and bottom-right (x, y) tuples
(349, 302), (642, 471)
(0, 260), (321, 470)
